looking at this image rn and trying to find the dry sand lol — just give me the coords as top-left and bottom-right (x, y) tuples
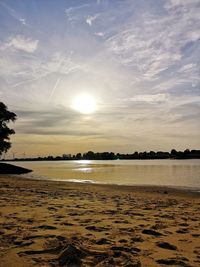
(0, 175), (200, 267)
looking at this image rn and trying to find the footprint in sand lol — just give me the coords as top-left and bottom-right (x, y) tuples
(156, 257), (191, 267)
(85, 226), (109, 232)
(142, 229), (163, 236)
(37, 225), (57, 230)
(156, 241), (177, 250)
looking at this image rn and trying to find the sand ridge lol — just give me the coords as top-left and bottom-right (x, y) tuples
(0, 175), (200, 266)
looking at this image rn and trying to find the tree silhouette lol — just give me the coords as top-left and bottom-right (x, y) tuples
(0, 102), (17, 157)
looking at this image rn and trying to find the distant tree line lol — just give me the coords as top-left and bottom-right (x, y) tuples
(4, 149), (200, 161)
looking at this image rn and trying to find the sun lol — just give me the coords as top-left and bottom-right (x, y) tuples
(71, 94), (97, 114)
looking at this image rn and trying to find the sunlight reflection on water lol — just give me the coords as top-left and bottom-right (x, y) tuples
(73, 167), (93, 173)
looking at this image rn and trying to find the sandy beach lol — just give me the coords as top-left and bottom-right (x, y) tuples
(0, 175), (200, 267)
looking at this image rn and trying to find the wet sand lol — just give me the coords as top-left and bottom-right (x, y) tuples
(0, 175), (200, 266)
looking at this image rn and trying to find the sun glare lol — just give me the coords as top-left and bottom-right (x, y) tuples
(71, 94), (97, 114)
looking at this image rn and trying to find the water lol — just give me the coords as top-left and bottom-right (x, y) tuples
(10, 159), (200, 189)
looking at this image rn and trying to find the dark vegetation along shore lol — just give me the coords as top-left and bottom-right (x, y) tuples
(4, 149), (200, 161)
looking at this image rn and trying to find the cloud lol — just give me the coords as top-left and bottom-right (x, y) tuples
(0, 51), (85, 91)
(106, 0), (200, 82)
(94, 32), (104, 37)
(65, 4), (89, 22)
(165, 0), (200, 8)
(167, 101), (200, 123)
(178, 63), (197, 73)
(15, 107), (76, 132)
(2, 35), (38, 53)
(19, 18), (26, 25)
(19, 128), (102, 136)
(128, 94), (170, 103)
(13, 106), (104, 137)
(86, 13), (100, 26)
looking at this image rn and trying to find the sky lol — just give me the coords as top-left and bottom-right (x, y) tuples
(0, 0), (200, 158)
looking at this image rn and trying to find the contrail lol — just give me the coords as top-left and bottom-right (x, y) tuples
(0, 1), (27, 25)
(49, 78), (61, 100)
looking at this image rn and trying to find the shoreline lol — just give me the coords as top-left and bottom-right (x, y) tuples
(0, 174), (200, 266)
(8, 173), (200, 196)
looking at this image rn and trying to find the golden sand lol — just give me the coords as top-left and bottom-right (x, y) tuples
(0, 175), (199, 266)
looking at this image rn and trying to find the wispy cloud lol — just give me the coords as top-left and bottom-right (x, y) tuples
(1, 35), (38, 53)
(86, 13), (100, 26)
(14, 106), (103, 137)
(128, 94), (170, 103)
(106, 0), (200, 83)
(94, 32), (104, 37)
(0, 51), (84, 90)
(165, 0), (200, 9)
(65, 4), (89, 23)
(19, 18), (26, 25)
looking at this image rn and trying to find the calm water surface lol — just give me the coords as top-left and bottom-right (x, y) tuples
(11, 159), (200, 189)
